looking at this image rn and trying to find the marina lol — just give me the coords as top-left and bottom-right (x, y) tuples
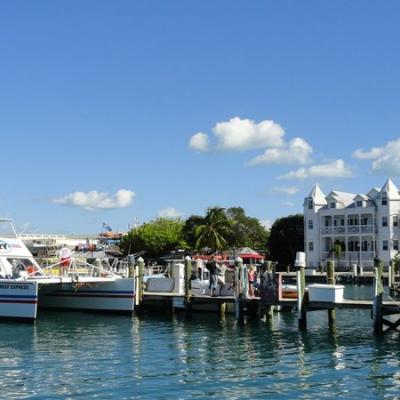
(3, 2), (400, 398)
(2, 218), (400, 337)
(0, 219), (135, 319)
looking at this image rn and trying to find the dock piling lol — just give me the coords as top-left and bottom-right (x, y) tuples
(128, 255), (135, 278)
(295, 252), (307, 330)
(235, 257), (245, 323)
(373, 258), (384, 334)
(389, 261), (395, 292)
(184, 256), (192, 319)
(327, 260), (336, 326)
(136, 257), (145, 312)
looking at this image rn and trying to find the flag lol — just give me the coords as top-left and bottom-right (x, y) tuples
(102, 222), (112, 232)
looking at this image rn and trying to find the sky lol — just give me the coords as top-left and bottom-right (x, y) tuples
(1, 1), (400, 234)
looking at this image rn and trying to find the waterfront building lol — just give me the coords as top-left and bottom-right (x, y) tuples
(304, 178), (400, 268)
(18, 233), (99, 257)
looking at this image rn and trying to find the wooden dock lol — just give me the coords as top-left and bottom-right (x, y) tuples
(134, 256), (400, 334)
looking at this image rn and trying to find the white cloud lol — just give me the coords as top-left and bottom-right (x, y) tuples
(188, 132), (209, 152)
(273, 186), (299, 195)
(248, 137), (312, 166)
(279, 159), (352, 180)
(353, 138), (400, 175)
(213, 117), (285, 150)
(188, 116), (285, 152)
(53, 189), (135, 210)
(158, 207), (184, 218)
(352, 146), (385, 160)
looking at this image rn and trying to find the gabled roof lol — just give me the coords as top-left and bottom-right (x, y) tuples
(354, 194), (368, 201)
(380, 178), (400, 199)
(367, 187), (380, 199)
(326, 190), (356, 207)
(307, 185), (327, 205)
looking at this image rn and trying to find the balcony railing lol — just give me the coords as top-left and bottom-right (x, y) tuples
(321, 225), (376, 235)
(321, 251), (375, 260)
(360, 225), (375, 234)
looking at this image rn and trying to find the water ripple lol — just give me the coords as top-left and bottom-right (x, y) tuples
(0, 291), (399, 399)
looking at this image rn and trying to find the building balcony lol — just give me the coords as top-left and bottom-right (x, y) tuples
(321, 251), (375, 260)
(321, 225), (376, 235)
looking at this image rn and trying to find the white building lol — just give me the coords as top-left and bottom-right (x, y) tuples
(304, 179), (400, 269)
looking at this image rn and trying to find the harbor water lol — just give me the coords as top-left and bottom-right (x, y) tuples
(2, 285), (400, 399)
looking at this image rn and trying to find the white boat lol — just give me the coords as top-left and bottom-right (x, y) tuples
(0, 219), (135, 320)
(144, 260), (237, 313)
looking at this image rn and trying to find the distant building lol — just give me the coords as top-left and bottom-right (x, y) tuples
(304, 178), (400, 268)
(18, 234), (99, 257)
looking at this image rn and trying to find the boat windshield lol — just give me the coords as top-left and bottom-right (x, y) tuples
(0, 219), (17, 238)
(0, 257), (41, 279)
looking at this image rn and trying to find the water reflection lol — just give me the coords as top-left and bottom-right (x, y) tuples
(0, 289), (399, 399)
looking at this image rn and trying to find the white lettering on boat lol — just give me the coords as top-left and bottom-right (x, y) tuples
(0, 284), (30, 290)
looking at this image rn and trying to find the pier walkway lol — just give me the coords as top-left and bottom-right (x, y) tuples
(131, 256), (400, 335)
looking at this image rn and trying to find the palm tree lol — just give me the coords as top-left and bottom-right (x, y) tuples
(195, 207), (231, 252)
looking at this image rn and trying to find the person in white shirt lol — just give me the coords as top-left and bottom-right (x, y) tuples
(59, 246), (72, 276)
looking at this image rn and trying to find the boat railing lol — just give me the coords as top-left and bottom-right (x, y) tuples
(34, 257), (117, 279)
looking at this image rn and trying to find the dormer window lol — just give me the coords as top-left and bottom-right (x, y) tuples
(382, 194), (388, 206)
(330, 202), (336, 209)
(308, 198), (313, 209)
(356, 200), (363, 207)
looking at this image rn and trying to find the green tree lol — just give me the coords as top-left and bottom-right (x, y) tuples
(269, 214), (304, 268)
(120, 218), (187, 258)
(195, 207), (231, 252)
(182, 215), (205, 249)
(226, 207), (269, 250)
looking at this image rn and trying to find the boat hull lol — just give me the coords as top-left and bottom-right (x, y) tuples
(38, 278), (135, 313)
(0, 280), (38, 320)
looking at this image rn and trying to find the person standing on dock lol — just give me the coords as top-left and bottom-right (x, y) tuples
(217, 262), (227, 295)
(248, 266), (256, 298)
(206, 256), (218, 297)
(59, 245), (72, 276)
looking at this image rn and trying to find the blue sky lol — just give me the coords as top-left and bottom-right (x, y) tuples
(1, 1), (400, 234)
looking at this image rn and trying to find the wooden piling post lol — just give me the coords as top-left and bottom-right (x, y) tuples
(389, 261), (395, 291)
(326, 260), (336, 326)
(373, 258), (384, 334)
(266, 261), (272, 273)
(352, 263), (357, 283)
(135, 257), (145, 312)
(295, 252), (307, 330)
(235, 257), (245, 323)
(134, 265), (140, 307)
(184, 256), (192, 319)
(128, 255), (135, 278)
(265, 261), (274, 321)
